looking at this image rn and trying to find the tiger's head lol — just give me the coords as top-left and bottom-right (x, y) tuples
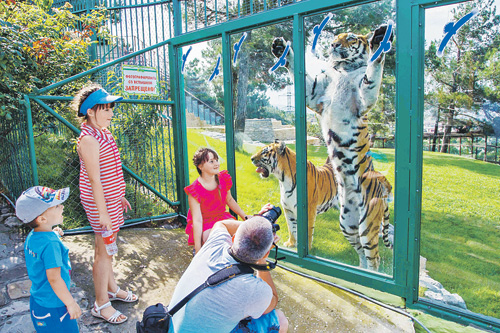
(329, 32), (370, 65)
(251, 141), (293, 180)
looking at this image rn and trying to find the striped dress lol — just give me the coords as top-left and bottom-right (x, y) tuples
(78, 123), (126, 234)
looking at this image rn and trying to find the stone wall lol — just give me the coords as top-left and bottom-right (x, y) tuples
(186, 112), (208, 128)
(244, 118), (296, 143)
(244, 119), (276, 142)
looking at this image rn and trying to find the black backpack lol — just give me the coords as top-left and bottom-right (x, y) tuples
(136, 264), (254, 333)
(136, 303), (170, 333)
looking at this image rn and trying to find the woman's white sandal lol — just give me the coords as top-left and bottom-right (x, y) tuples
(91, 301), (127, 324)
(108, 286), (138, 302)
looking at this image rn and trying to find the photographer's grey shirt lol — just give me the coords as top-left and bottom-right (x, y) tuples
(169, 225), (273, 333)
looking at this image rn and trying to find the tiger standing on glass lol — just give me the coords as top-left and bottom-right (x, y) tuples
(72, 84), (138, 324)
(271, 24), (394, 271)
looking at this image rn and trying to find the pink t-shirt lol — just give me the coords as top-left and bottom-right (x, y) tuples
(184, 170), (235, 245)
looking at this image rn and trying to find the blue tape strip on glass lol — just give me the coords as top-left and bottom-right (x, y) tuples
(181, 46), (193, 74)
(233, 32), (248, 65)
(369, 19), (394, 64)
(269, 41), (291, 74)
(437, 8), (479, 57)
(209, 54), (221, 81)
(311, 13), (333, 56)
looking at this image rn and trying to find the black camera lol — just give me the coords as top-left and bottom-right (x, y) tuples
(260, 205), (281, 233)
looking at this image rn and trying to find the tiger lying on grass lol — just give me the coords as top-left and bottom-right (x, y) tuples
(271, 24), (394, 270)
(251, 141), (338, 249)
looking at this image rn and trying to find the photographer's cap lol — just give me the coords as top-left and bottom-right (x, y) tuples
(15, 186), (70, 223)
(78, 89), (123, 116)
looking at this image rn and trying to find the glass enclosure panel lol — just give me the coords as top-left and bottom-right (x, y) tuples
(422, 1), (500, 319)
(303, 0), (396, 275)
(230, 22), (295, 251)
(183, 40), (227, 183)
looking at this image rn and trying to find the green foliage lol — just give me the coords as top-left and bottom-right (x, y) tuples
(34, 126), (86, 230)
(481, 48), (500, 102)
(307, 121), (325, 145)
(0, 1), (107, 127)
(33, 0), (54, 13)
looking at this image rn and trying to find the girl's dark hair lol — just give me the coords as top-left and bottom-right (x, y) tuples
(193, 148), (219, 175)
(193, 148), (220, 190)
(70, 83), (115, 121)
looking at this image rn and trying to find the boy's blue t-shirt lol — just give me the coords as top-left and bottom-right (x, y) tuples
(24, 230), (72, 308)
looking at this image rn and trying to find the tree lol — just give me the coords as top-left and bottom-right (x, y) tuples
(0, 0), (109, 128)
(425, 0), (500, 153)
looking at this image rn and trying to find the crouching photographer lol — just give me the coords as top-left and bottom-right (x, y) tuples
(166, 204), (288, 333)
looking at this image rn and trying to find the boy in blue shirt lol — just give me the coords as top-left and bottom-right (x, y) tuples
(16, 186), (82, 332)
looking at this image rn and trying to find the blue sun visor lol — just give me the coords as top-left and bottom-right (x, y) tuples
(79, 89), (123, 116)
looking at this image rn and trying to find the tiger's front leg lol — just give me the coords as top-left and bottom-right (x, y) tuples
(282, 205), (297, 248)
(360, 24), (392, 111)
(307, 204), (318, 251)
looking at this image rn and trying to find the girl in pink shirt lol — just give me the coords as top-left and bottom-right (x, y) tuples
(185, 148), (250, 254)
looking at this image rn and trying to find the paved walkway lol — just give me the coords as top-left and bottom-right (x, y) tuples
(0, 202), (416, 332)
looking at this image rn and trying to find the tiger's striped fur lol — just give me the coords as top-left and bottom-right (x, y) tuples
(251, 141), (338, 249)
(271, 25), (394, 270)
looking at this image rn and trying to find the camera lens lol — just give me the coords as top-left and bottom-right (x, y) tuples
(261, 206), (282, 224)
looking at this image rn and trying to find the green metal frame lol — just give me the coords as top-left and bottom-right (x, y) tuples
(25, 33), (182, 230)
(169, 0), (500, 330)
(24, 95), (39, 187)
(25, 94), (181, 230)
(405, 0), (500, 330)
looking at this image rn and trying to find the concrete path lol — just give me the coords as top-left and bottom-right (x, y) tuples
(1, 219), (416, 333)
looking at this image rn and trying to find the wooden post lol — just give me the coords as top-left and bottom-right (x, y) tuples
(475, 136), (479, 159)
(496, 137), (498, 163)
(483, 135), (488, 162)
(459, 136), (462, 156)
(471, 135), (474, 158)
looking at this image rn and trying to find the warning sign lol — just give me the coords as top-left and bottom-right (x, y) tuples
(123, 65), (159, 96)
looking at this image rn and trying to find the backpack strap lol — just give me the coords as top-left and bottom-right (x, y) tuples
(168, 264), (254, 316)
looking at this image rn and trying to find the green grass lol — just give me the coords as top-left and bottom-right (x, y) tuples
(420, 151), (500, 318)
(186, 129), (500, 318)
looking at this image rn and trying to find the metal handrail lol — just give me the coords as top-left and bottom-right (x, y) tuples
(185, 89), (225, 119)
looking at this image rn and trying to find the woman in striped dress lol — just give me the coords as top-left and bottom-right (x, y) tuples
(72, 84), (137, 325)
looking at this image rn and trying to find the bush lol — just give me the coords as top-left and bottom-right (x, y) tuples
(0, 0), (108, 127)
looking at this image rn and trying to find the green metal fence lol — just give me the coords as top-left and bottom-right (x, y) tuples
(24, 95), (179, 233)
(0, 103), (35, 198)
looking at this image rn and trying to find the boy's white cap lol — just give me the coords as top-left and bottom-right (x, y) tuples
(15, 186), (70, 223)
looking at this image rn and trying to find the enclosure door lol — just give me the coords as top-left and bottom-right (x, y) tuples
(421, 0), (500, 321)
